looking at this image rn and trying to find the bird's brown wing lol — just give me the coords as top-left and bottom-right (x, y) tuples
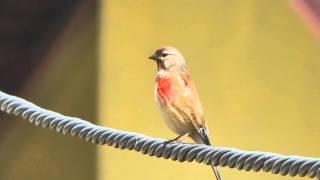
(171, 71), (209, 136)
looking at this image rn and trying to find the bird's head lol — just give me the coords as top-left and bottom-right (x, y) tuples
(149, 46), (186, 71)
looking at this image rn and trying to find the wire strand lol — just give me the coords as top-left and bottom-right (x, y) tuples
(0, 91), (319, 179)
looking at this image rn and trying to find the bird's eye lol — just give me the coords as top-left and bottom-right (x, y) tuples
(161, 53), (168, 58)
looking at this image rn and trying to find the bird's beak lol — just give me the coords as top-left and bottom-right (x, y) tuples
(148, 54), (158, 61)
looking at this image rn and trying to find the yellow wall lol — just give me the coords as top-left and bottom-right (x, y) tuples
(99, 0), (320, 180)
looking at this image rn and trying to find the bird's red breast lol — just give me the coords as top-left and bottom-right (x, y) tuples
(156, 77), (174, 102)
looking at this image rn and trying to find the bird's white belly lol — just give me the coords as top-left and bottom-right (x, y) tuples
(154, 92), (193, 135)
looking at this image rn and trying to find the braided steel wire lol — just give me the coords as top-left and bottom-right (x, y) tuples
(0, 91), (319, 179)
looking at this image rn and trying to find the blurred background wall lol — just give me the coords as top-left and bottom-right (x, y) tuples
(0, 0), (319, 180)
(0, 0), (97, 180)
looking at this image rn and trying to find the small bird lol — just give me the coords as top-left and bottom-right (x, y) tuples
(148, 46), (222, 180)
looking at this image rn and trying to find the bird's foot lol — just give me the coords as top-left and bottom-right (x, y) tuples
(163, 133), (189, 147)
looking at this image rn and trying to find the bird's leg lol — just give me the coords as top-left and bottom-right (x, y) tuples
(174, 133), (190, 143)
(163, 133), (189, 146)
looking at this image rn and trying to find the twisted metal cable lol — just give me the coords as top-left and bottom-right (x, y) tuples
(0, 91), (319, 179)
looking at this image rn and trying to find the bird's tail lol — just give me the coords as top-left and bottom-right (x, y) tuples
(206, 140), (222, 180)
(197, 129), (222, 180)
(211, 166), (222, 180)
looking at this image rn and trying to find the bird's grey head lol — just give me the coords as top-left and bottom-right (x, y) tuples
(149, 46), (186, 71)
